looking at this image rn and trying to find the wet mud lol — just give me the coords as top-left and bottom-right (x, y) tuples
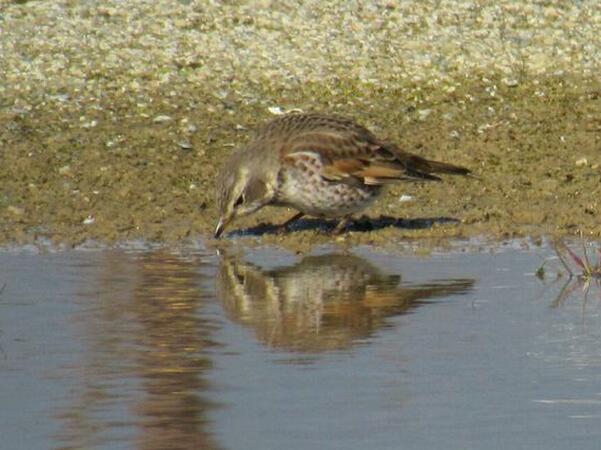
(1, 75), (600, 248)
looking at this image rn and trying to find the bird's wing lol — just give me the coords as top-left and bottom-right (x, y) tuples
(281, 130), (447, 186)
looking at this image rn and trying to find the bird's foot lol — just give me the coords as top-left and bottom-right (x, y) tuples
(331, 216), (353, 235)
(274, 212), (304, 234)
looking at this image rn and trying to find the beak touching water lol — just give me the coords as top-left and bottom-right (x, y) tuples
(214, 217), (228, 238)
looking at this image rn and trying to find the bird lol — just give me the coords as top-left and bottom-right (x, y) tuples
(217, 251), (474, 352)
(214, 112), (471, 238)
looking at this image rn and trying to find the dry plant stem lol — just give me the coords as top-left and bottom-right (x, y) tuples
(582, 282), (591, 322)
(551, 278), (581, 307)
(581, 237), (593, 275)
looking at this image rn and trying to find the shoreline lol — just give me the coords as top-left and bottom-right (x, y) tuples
(1, 1), (600, 247)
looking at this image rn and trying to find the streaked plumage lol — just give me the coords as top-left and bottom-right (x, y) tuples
(217, 252), (475, 351)
(215, 112), (470, 237)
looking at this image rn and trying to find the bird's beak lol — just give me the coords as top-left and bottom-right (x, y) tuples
(214, 217), (229, 238)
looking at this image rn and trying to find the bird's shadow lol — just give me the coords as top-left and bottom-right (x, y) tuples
(227, 215), (460, 237)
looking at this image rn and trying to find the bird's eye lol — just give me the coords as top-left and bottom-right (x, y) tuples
(234, 194), (244, 207)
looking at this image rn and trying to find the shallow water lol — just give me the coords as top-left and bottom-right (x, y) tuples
(1, 242), (600, 450)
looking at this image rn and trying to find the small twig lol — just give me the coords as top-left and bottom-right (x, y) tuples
(551, 277), (577, 308)
(582, 280), (591, 324)
(581, 235), (593, 275)
(565, 245), (586, 271)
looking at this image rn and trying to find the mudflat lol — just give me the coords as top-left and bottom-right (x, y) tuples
(1, 1), (599, 247)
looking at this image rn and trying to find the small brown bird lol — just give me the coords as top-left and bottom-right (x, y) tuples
(214, 112), (470, 237)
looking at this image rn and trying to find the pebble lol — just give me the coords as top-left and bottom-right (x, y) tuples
(2, 1), (601, 109)
(7, 206), (25, 216)
(58, 165), (71, 176)
(153, 115), (173, 124)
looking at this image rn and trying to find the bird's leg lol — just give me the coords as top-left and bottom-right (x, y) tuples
(332, 216), (353, 235)
(274, 212), (304, 233)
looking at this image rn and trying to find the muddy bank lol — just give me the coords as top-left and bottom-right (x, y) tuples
(1, 1), (599, 248)
(2, 75), (599, 248)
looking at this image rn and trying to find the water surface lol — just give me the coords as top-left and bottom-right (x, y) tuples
(1, 242), (600, 449)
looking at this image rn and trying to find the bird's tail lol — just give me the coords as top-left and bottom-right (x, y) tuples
(393, 149), (471, 178)
(375, 144), (471, 178)
(418, 157), (471, 176)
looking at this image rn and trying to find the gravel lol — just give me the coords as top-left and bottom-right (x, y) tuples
(2, 0), (600, 108)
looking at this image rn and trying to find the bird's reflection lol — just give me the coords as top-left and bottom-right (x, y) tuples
(217, 253), (474, 352)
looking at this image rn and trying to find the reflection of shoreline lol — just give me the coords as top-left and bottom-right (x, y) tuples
(217, 253), (474, 353)
(131, 252), (220, 450)
(56, 251), (222, 450)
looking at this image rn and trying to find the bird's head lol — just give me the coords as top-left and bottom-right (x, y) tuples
(214, 153), (272, 238)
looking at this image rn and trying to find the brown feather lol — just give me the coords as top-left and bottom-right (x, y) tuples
(275, 114), (471, 184)
(216, 112), (472, 236)
(391, 147), (471, 176)
(331, 158), (368, 173)
(355, 164), (406, 179)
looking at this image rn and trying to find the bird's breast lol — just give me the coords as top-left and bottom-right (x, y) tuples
(273, 152), (382, 217)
